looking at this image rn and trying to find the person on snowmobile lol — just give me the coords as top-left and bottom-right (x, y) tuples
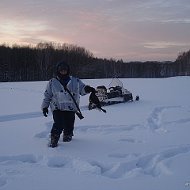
(41, 61), (95, 148)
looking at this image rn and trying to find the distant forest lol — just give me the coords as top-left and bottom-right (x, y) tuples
(0, 42), (190, 82)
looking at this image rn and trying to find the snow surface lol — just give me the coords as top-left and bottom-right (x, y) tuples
(0, 77), (190, 190)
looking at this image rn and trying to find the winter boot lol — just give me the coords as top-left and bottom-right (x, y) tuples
(49, 134), (60, 148)
(63, 134), (72, 142)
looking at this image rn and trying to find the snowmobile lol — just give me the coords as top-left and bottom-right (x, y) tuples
(88, 78), (139, 110)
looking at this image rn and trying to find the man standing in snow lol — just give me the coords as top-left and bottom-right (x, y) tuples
(41, 61), (95, 148)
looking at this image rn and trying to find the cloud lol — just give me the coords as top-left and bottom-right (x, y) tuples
(0, 0), (190, 61)
(143, 41), (190, 49)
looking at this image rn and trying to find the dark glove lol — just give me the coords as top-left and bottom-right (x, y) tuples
(84, 86), (96, 93)
(43, 108), (48, 117)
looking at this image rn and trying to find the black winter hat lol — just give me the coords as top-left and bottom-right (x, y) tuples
(56, 61), (70, 74)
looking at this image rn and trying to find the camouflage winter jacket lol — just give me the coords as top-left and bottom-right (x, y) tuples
(41, 76), (87, 112)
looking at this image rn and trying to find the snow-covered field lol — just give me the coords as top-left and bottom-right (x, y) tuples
(0, 77), (190, 190)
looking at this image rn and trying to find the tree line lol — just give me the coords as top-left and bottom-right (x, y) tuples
(0, 42), (189, 82)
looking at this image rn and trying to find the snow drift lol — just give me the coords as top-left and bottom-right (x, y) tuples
(0, 77), (190, 190)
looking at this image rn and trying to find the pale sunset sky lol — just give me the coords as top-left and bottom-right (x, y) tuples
(1, 0), (190, 61)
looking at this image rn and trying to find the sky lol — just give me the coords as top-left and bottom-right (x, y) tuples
(0, 0), (190, 61)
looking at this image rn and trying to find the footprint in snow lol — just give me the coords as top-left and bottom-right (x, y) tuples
(108, 153), (140, 159)
(118, 138), (143, 143)
(0, 177), (7, 188)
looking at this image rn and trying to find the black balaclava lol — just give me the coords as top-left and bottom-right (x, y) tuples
(56, 61), (71, 85)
